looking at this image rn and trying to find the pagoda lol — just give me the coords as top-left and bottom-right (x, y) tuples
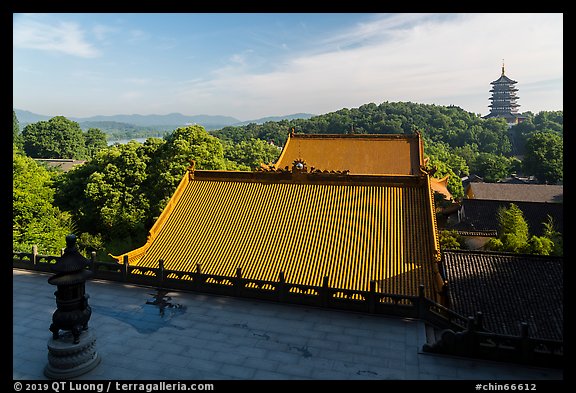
(483, 62), (525, 126)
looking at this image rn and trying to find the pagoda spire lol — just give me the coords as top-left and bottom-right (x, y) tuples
(501, 59), (505, 76)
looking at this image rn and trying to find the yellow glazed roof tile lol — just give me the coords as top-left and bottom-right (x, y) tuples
(117, 169), (441, 299)
(273, 133), (424, 175)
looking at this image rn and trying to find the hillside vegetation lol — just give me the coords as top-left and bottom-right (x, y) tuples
(13, 102), (562, 258)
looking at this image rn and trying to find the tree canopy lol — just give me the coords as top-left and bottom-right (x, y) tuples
(22, 116), (88, 159)
(423, 140), (467, 199)
(211, 103), (562, 185)
(13, 149), (73, 254)
(13, 110), (23, 149)
(53, 125), (236, 257)
(14, 104), (563, 256)
(223, 138), (281, 170)
(84, 128), (109, 158)
(522, 131), (563, 184)
(484, 203), (562, 256)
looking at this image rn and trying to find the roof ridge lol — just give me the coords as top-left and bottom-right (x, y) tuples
(443, 249), (564, 260)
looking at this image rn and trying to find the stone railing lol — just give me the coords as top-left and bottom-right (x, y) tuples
(13, 250), (562, 368)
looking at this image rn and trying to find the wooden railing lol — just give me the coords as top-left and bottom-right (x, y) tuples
(13, 250), (562, 368)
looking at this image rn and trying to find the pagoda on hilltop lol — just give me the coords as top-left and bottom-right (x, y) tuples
(483, 61), (525, 126)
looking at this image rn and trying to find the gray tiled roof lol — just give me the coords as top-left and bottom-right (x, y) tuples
(442, 250), (563, 341)
(452, 199), (563, 237)
(466, 183), (563, 203)
(34, 158), (86, 172)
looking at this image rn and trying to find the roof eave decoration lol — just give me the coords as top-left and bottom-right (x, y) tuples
(419, 164), (430, 177)
(257, 159), (352, 180)
(187, 159), (196, 180)
(292, 158), (307, 173)
(273, 131), (294, 170)
(424, 173), (445, 303)
(438, 174), (449, 184)
(415, 130), (425, 169)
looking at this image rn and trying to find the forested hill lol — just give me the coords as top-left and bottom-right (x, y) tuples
(211, 101), (562, 192)
(212, 101), (510, 151)
(12, 103), (562, 257)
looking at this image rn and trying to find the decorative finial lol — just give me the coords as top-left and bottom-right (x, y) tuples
(187, 159), (196, 180)
(502, 59), (505, 76)
(292, 159), (307, 173)
(187, 159), (196, 171)
(65, 234), (77, 250)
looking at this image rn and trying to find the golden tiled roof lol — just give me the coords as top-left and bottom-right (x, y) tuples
(114, 168), (442, 300)
(272, 133), (424, 175)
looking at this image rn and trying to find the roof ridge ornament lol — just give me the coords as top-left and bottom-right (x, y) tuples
(292, 158), (307, 173)
(419, 164), (430, 176)
(187, 159), (196, 180)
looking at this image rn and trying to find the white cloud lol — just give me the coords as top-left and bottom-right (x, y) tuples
(92, 24), (118, 42)
(14, 13), (561, 119)
(229, 51), (252, 66)
(13, 18), (100, 58)
(174, 13), (563, 119)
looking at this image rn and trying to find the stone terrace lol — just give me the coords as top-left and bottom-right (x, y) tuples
(13, 269), (562, 381)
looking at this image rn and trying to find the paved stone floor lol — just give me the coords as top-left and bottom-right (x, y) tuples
(13, 269), (563, 381)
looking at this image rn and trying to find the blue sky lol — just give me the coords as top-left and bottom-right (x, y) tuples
(13, 13), (563, 121)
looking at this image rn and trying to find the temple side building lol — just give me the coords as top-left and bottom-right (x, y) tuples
(113, 132), (446, 303)
(271, 132), (453, 201)
(271, 133), (423, 175)
(483, 62), (525, 126)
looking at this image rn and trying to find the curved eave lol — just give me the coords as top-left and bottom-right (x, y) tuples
(490, 75), (518, 84)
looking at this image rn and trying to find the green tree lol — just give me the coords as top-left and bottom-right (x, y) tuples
(143, 126), (230, 221)
(211, 101), (516, 155)
(523, 131), (563, 184)
(439, 230), (466, 250)
(485, 203), (529, 253)
(84, 128), (108, 158)
(224, 138), (282, 170)
(424, 140), (469, 199)
(526, 236), (554, 256)
(77, 232), (105, 257)
(425, 140), (469, 177)
(540, 215), (563, 256)
(509, 111), (562, 162)
(163, 125), (228, 169)
(478, 118), (511, 155)
(452, 144), (478, 169)
(534, 111), (563, 134)
(54, 126), (231, 257)
(13, 110), (23, 149)
(13, 151), (74, 254)
(22, 116), (87, 159)
(55, 141), (150, 242)
(471, 152), (511, 182)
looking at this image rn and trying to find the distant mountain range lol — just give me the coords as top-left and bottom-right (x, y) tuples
(14, 109), (316, 130)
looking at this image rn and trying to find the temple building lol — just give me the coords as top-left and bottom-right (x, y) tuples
(272, 132), (453, 200)
(112, 132), (447, 303)
(483, 62), (525, 126)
